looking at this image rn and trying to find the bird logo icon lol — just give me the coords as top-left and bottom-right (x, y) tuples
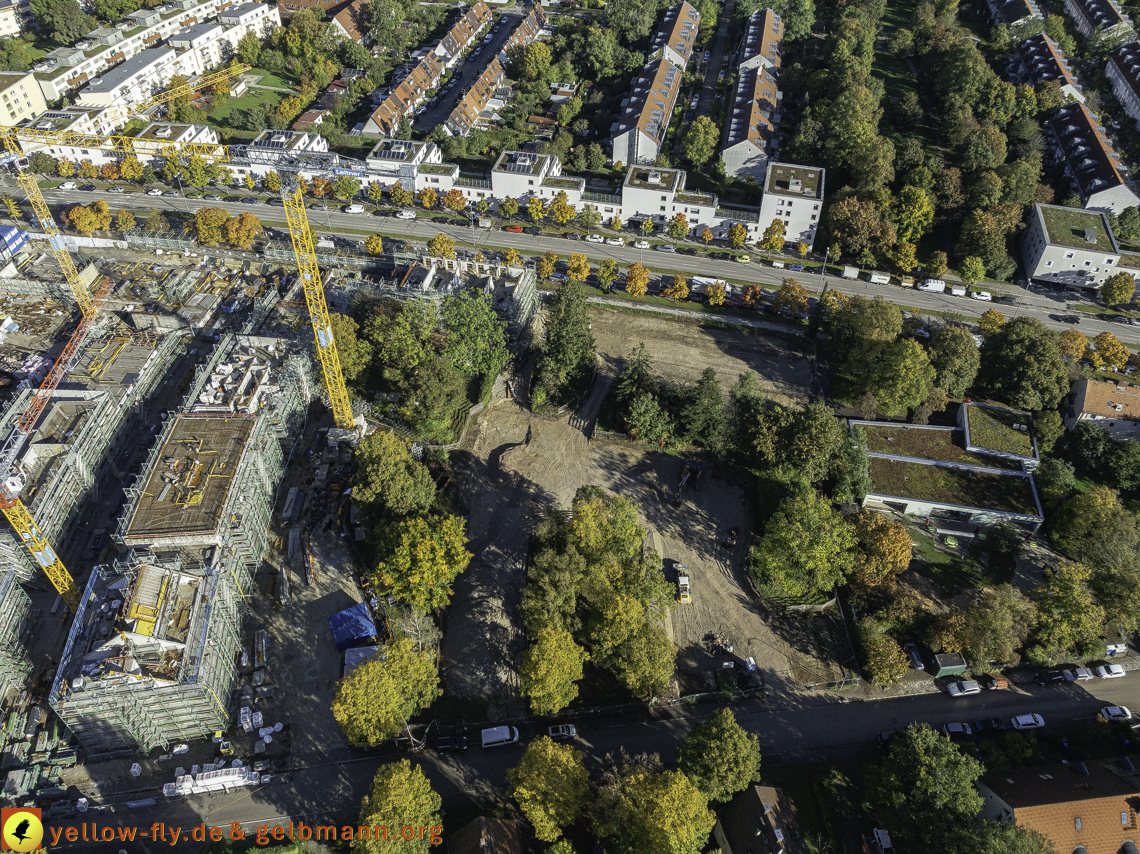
(1, 809), (43, 851)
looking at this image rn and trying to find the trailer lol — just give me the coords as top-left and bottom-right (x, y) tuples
(868, 271), (891, 284)
(842, 266), (860, 279)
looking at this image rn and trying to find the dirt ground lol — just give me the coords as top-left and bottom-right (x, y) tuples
(442, 312), (839, 710)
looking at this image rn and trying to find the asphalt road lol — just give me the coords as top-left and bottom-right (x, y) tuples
(42, 675), (1140, 852)
(25, 185), (1140, 346)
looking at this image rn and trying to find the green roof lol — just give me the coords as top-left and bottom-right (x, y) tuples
(1038, 204), (1115, 251)
(765, 163), (822, 199)
(419, 163), (456, 175)
(868, 457), (1039, 515)
(861, 424), (1021, 470)
(965, 403), (1036, 458)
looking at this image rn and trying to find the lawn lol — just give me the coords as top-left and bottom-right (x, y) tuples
(246, 67), (299, 89)
(909, 529), (992, 593)
(862, 424), (1022, 470)
(868, 457), (1040, 515)
(207, 90), (284, 128)
(964, 403), (1036, 457)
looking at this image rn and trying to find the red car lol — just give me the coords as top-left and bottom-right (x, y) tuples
(504, 224), (524, 233)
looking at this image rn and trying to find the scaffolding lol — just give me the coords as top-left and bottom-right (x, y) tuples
(0, 570), (32, 708)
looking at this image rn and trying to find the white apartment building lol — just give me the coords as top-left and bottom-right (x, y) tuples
(1046, 101), (1140, 214)
(1107, 41), (1140, 130)
(610, 58), (682, 167)
(237, 128), (329, 182)
(649, 2), (700, 70)
(721, 65), (780, 180)
(0, 72), (46, 126)
(15, 120), (218, 168)
(76, 47), (200, 108)
(168, 22), (228, 67)
(1020, 203), (1121, 288)
(365, 138), (445, 192)
(217, 1), (278, 34)
(1065, 379), (1140, 440)
(756, 161), (824, 249)
(0, 1), (21, 37)
(738, 8), (783, 73)
(1064, 0), (1133, 37)
(1014, 33), (1083, 103)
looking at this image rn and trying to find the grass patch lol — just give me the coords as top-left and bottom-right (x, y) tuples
(1039, 204), (1114, 250)
(862, 424), (1022, 469)
(1072, 303), (1140, 320)
(246, 67), (298, 89)
(207, 89), (284, 127)
(869, 456), (1039, 514)
(965, 403), (1035, 457)
(910, 530), (990, 594)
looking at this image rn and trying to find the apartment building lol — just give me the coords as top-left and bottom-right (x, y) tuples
(501, 4), (548, 54)
(436, 0), (492, 68)
(16, 104), (118, 140)
(1020, 202), (1121, 288)
(362, 51), (443, 135)
(168, 22), (228, 67)
(239, 128), (328, 180)
(365, 138), (444, 191)
(1065, 379), (1140, 439)
(0, 72), (46, 126)
(218, 1), (279, 33)
(76, 47), (201, 108)
(721, 65), (780, 180)
(1014, 33), (1083, 103)
(445, 56), (504, 137)
(1064, 0), (1133, 37)
(985, 0), (1042, 26)
(329, 0), (368, 43)
(738, 8), (783, 73)
(649, 2), (700, 70)
(17, 120), (219, 167)
(1046, 101), (1140, 214)
(1107, 41), (1140, 129)
(0, 1), (20, 37)
(611, 58), (682, 167)
(756, 161), (824, 248)
(276, 0), (343, 18)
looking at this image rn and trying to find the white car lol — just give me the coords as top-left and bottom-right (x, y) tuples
(656, 244), (676, 253)
(1011, 713), (1045, 730)
(947, 680), (981, 697)
(396, 210), (416, 220)
(1067, 667), (1095, 681)
(605, 237), (625, 246)
(1102, 705), (1132, 721)
(634, 240), (650, 249)
(970, 291), (992, 301)
(585, 234), (604, 243)
(548, 724), (577, 738)
(483, 33), (493, 42)
(59, 181), (78, 190)
(147, 188), (164, 196)
(1097, 664), (1126, 679)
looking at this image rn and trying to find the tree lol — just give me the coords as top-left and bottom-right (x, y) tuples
(824, 196), (897, 259)
(927, 325), (980, 398)
(537, 281), (596, 402)
(640, 219), (654, 236)
(244, 173), (256, 191)
(610, 215), (623, 230)
(1034, 410), (1064, 455)
(31, 0), (94, 45)
(114, 208), (135, 233)
(664, 273), (689, 300)
(331, 638), (441, 746)
(329, 313), (373, 384)
(667, 212), (690, 240)
(56, 159), (75, 178)
(537, 250), (558, 279)
(773, 278), (809, 316)
(682, 116), (720, 166)
(442, 290), (508, 378)
(550, 191), (576, 224)
(194, 207), (230, 245)
(759, 218), (786, 257)
(893, 241), (918, 273)
(237, 30), (261, 66)
(99, 162), (119, 181)
(1094, 331), (1129, 371)
(859, 621), (910, 686)
(0, 195), (19, 220)
(751, 487), (856, 597)
(743, 284), (764, 307)
(867, 338), (937, 415)
(373, 515), (471, 610)
(852, 510), (911, 588)
(355, 760), (442, 854)
(1029, 562), (1105, 660)
(516, 40), (553, 81)
(368, 181), (385, 203)
(978, 317), (1068, 410)
(956, 585), (1038, 670)
(418, 187), (437, 209)
(1059, 328), (1088, 360)
(587, 143), (607, 170)
(579, 204), (602, 230)
(866, 724), (984, 850)
(78, 160), (97, 179)
(626, 392), (674, 447)
(594, 756), (715, 854)
(727, 223), (748, 249)
(28, 152), (57, 175)
(144, 209), (168, 233)
(529, 198), (546, 223)
(676, 708), (761, 803)
(519, 627), (588, 716)
(928, 251), (948, 278)
(598, 258), (619, 290)
(442, 189), (467, 212)
(508, 737), (591, 842)
(1118, 206), (1140, 241)
(499, 196), (519, 218)
(892, 185), (935, 242)
(504, 246), (522, 267)
(567, 252), (591, 282)
(978, 307), (1007, 338)
(389, 184), (413, 206)
(224, 212), (262, 249)
(681, 368), (722, 447)
(427, 233), (455, 259)
(607, 0), (657, 41)
(701, 226), (713, 245)
(625, 262), (650, 297)
(365, 234), (385, 254)
(959, 256), (986, 285)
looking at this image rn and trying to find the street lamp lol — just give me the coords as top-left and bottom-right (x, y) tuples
(817, 246), (830, 293)
(1013, 278), (1032, 318)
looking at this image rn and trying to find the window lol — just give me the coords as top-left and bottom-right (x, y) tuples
(810, 214), (817, 220)
(777, 199), (783, 205)
(1045, 260), (1053, 267)
(1065, 251), (1075, 258)
(1074, 818), (1082, 831)
(1085, 260), (1092, 266)
(660, 206), (665, 211)
(1106, 257), (1115, 264)
(528, 179), (533, 185)
(1122, 813), (1129, 826)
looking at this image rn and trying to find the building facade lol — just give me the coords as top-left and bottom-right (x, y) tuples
(757, 161), (824, 249)
(1021, 202), (1122, 288)
(1014, 33), (1083, 103)
(0, 3), (21, 38)
(0, 72), (47, 126)
(501, 4), (548, 54)
(1063, 0), (1133, 37)
(721, 65), (780, 180)
(611, 58), (682, 167)
(1107, 41), (1140, 129)
(1046, 101), (1140, 214)
(436, 0), (492, 68)
(445, 56), (504, 137)
(362, 51), (443, 135)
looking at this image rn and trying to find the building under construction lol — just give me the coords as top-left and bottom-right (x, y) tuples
(48, 334), (312, 753)
(0, 571), (32, 708)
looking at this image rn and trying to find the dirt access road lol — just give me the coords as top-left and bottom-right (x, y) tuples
(440, 308), (843, 714)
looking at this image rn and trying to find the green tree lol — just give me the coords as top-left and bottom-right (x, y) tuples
(759, 217), (786, 257)
(978, 307), (1007, 339)
(1029, 562), (1105, 661)
(114, 208), (135, 232)
(928, 251), (948, 278)
(579, 204), (603, 230)
(606, 0), (656, 42)
(681, 368), (722, 448)
(237, 30), (261, 65)
(626, 392), (673, 447)
(329, 313), (372, 382)
(978, 317), (1068, 410)
(355, 759), (442, 854)
(520, 626), (588, 715)
(499, 196), (520, 218)
(332, 175), (360, 202)
(30, 0), (93, 45)
(598, 258), (619, 289)
(508, 738), (591, 842)
(676, 708), (761, 803)
(536, 281), (596, 403)
(594, 756), (715, 854)
(1034, 409), (1064, 454)
(867, 338), (937, 415)
(589, 593), (676, 698)
(727, 222), (748, 248)
(682, 116), (720, 166)
(442, 290), (508, 379)
(927, 325), (980, 398)
(667, 212), (689, 239)
(194, 206), (230, 245)
(751, 487), (856, 597)
(353, 430), (435, 521)
(28, 152), (58, 175)
(587, 143), (607, 170)
(517, 40), (552, 81)
(892, 185), (935, 242)
(373, 515), (471, 610)
(1118, 206), (1140, 241)
(427, 233), (455, 259)
(332, 638), (441, 746)
(858, 620), (909, 686)
(956, 584), (1037, 670)
(960, 256), (986, 284)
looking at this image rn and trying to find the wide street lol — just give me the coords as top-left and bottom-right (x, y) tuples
(42, 673), (1140, 851)
(32, 186), (1140, 346)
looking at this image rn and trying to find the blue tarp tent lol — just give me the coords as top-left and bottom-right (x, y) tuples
(328, 602), (378, 652)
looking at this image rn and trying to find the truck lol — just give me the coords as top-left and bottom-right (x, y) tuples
(677, 564), (691, 604)
(917, 278), (946, 293)
(476, 215), (492, 228)
(868, 271), (891, 284)
(841, 266), (860, 279)
(690, 276), (727, 295)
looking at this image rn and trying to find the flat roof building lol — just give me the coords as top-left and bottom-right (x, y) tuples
(611, 58), (683, 167)
(1065, 378), (1140, 440)
(1021, 202), (1122, 288)
(0, 72), (46, 127)
(757, 161), (824, 248)
(1046, 102), (1140, 214)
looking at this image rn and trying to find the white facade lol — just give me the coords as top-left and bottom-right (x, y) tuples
(757, 161), (824, 249)
(0, 72), (47, 126)
(75, 47), (200, 108)
(0, 2), (20, 37)
(1020, 203), (1122, 288)
(15, 120), (217, 167)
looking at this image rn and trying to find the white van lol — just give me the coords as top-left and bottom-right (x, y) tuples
(842, 266), (860, 279)
(481, 725), (519, 747)
(970, 290), (992, 301)
(950, 285), (967, 297)
(770, 260), (785, 269)
(345, 204), (366, 214)
(868, 271), (891, 285)
(917, 279), (946, 293)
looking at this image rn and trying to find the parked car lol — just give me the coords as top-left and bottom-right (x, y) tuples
(605, 236), (625, 246)
(656, 244), (676, 252)
(1067, 667), (1094, 681)
(1011, 713), (1045, 730)
(524, 226), (543, 235)
(984, 674), (1010, 690)
(505, 224), (524, 233)
(106, 186), (124, 193)
(79, 184), (96, 191)
(435, 736), (468, 751)
(995, 295), (1016, 305)
(974, 718), (1006, 733)
(912, 327), (931, 340)
(736, 254), (752, 263)
(1036, 670), (1066, 686)
(942, 722), (973, 738)
(1113, 315), (1132, 324)
(548, 724), (577, 739)
(162, 190), (180, 197)
(566, 233), (582, 240)
(1097, 664), (1126, 679)
(267, 198), (285, 206)
(550, 273), (568, 282)
(243, 196), (261, 204)
(1057, 314), (1082, 324)
(788, 263), (804, 271)
(947, 680), (981, 697)
(585, 234), (604, 243)
(309, 203), (328, 211)
(1102, 705), (1132, 721)
(204, 194), (222, 201)
(396, 210), (416, 220)
(634, 240), (650, 249)
(970, 291), (992, 301)
(903, 642), (924, 671)
(59, 181), (78, 190)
